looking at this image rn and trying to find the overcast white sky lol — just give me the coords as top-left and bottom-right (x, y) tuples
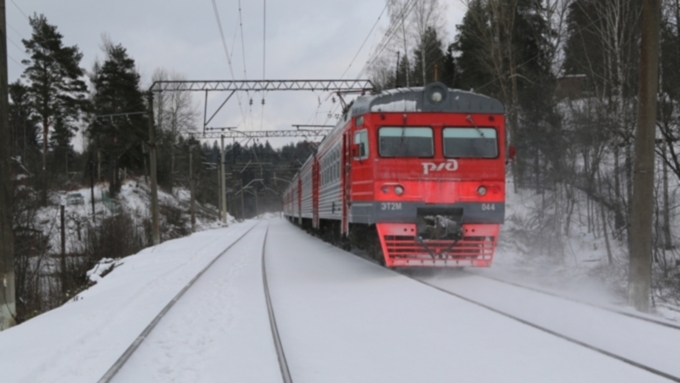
(6, 0), (466, 148)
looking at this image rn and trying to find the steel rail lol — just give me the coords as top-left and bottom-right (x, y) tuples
(97, 222), (261, 383)
(465, 271), (680, 331)
(261, 221), (294, 383)
(401, 273), (680, 383)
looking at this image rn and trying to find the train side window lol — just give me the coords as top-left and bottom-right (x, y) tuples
(443, 127), (498, 158)
(354, 130), (369, 160)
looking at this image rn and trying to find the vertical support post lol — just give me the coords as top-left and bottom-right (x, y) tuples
(148, 92), (160, 245)
(0, 0), (16, 330)
(217, 164), (221, 215)
(241, 181), (246, 220)
(255, 191), (259, 219)
(220, 135), (228, 226)
(629, 0), (661, 313)
(189, 145), (196, 232)
(89, 160), (96, 222)
(60, 204), (66, 295)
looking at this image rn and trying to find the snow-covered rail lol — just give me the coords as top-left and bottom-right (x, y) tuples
(467, 271), (680, 331)
(97, 223), (261, 383)
(261, 221), (294, 383)
(401, 272), (680, 383)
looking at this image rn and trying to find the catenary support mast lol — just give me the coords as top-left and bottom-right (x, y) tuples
(0, 0), (16, 330)
(628, 0), (661, 312)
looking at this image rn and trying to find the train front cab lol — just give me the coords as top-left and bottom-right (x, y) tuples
(349, 84), (506, 268)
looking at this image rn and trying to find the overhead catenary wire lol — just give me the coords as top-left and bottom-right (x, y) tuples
(210, 0), (248, 130)
(259, 0), (267, 131)
(304, 1), (393, 127)
(339, 2), (390, 80)
(317, 0), (418, 127)
(10, 0), (29, 19)
(237, 0), (256, 131)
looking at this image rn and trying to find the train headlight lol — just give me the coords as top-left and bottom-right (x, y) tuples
(394, 185), (405, 196)
(431, 90), (443, 103)
(477, 186), (487, 196)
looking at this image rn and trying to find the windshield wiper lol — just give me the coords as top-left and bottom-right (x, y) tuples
(466, 115), (485, 138)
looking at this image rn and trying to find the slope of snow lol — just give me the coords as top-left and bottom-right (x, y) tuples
(0, 221), (257, 383)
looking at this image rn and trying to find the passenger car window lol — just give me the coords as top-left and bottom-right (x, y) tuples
(443, 127), (498, 158)
(379, 127), (433, 158)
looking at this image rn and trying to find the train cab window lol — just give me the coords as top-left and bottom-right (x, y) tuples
(354, 130), (369, 160)
(443, 127), (498, 158)
(379, 127), (433, 158)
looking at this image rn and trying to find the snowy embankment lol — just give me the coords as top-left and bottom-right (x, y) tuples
(0, 221), (257, 383)
(43, 178), (227, 255)
(495, 181), (680, 322)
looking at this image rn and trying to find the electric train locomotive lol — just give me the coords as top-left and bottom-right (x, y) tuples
(283, 82), (509, 267)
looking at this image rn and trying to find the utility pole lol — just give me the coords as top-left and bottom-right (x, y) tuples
(220, 135), (228, 226)
(0, 0), (16, 330)
(147, 93), (160, 245)
(241, 182), (246, 220)
(60, 205), (66, 295)
(89, 160), (96, 222)
(189, 145), (196, 232)
(628, 0), (661, 313)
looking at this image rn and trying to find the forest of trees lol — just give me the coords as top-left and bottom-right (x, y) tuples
(5, 14), (316, 321)
(4, 0), (680, 319)
(368, 0), (679, 303)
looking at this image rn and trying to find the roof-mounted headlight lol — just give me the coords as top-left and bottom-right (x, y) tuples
(431, 90), (443, 103)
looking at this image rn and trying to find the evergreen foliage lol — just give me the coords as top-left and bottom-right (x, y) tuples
(88, 41), (148, 195)
(21, 14), (88, 180)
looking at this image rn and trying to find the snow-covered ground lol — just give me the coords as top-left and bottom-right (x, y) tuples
(1, 218), (679, 382)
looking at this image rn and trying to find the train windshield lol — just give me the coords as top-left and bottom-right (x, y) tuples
(379, 127), (434, 158)
(443, 127), (498, 158)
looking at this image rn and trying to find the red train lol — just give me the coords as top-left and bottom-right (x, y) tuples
(283, 82), (509, 267)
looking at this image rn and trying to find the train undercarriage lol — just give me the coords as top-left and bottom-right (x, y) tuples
(288, 216), (498, 268)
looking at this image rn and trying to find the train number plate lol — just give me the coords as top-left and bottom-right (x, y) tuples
(481, 203), (496, 211)
(381, 202), (403, 211)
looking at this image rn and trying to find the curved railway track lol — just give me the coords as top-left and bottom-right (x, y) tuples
(97, 223), (262, 383)
(261, 222), (294, 383)
(398, 271), (680, 383)
(466, 271), (680, 331)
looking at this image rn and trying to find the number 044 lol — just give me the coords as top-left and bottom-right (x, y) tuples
(481, 204), (496, 211)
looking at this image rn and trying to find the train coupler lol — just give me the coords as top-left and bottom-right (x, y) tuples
(416, 207), (464, 241)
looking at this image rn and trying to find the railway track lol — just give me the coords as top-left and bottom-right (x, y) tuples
(398, 270), (680, 383)
(466, 271), (680, 331)
(97, 222), (262, 383)
(261, 222), (294, 383)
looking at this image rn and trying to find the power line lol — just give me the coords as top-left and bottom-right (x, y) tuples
(210, 0), (248, 129)
(7, 36), (24, 54)
(10, 0), (29, 19)
(316, 0), (418, 127)
(340, 2), (389, 79)
(237, 0), (248, 81)
(259, 0), (267, 131)
(8, 55), (25, 68)
(263, 0), (266, 79)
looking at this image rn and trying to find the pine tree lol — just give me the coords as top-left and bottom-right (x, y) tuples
(452, 0), (496, 93)
(21, 14), (87, 192)
(49, 115), (75, 176)
(89, 40), (147, 195)
(411, 27), (446, 86)
(8, 81), (39, 163)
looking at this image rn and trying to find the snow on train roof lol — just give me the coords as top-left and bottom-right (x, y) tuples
(350, 83), (504, 116)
